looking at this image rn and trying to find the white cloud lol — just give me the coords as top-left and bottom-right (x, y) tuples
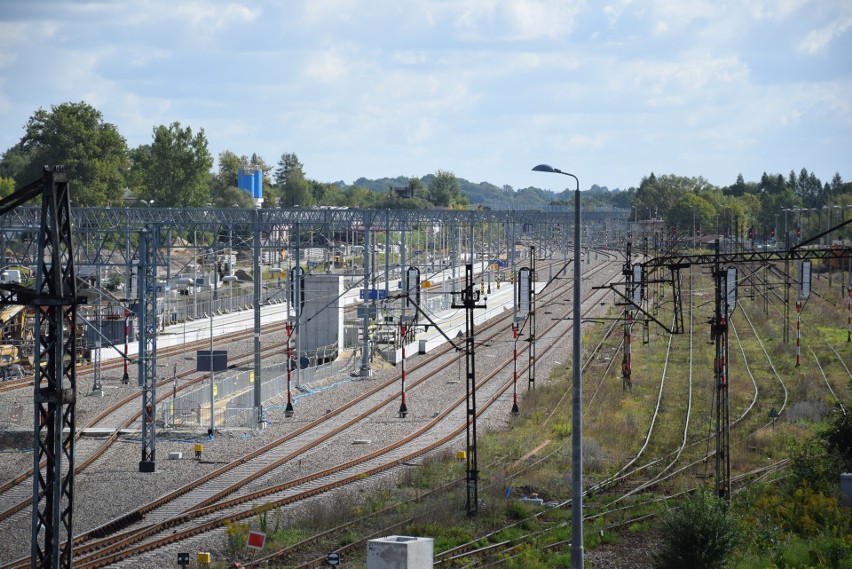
(301, 0), (361, 25)
(650, 0), (717, 26)
(797, 18), (852, 55)
(453, 0), (585, 41)
(303, 49), (348, 83)
(174, 2), (260, 35)
(748, 0), (807, 22)
(1, 0), (850, 192)
(603, 0), (633, 26)
(505, 0), (584, 40)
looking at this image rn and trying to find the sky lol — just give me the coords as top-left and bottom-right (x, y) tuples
(1, 0), (850, 194)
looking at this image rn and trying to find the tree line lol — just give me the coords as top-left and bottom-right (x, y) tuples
(0, 101), (849, 237)
(627, 171), (851, 240)
(0, 102), (470, 210)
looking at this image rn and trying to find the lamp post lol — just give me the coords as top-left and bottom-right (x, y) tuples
(690, 205), (696, 249)
(783, 209), (790, 251)
(532, 163), (583, 569)
(176, 277), (193, 350)
(223, 274), (237, 312)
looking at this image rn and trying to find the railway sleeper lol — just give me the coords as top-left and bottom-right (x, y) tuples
(89, 510), (143, 538)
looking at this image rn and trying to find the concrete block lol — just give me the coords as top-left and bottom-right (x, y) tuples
(367, 536), (433, 569)
(841, 473), (852, 507)
(168, 452), (182, 460)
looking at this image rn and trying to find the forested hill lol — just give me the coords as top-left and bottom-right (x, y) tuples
(344, 174), (607, 210)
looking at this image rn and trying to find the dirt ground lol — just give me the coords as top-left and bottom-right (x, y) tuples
(585, 528), (663, 569)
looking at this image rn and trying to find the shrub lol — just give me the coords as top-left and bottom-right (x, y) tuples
(224, 520), (250, 557)
(752, 483), (850, 538)
(652, 488), (740, 569)
(788, 435), (842, 495)
(822, 404), (852, 473)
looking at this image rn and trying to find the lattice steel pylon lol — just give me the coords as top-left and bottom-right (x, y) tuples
(138, 228), (159, 472)
(0, 166), (79, 569)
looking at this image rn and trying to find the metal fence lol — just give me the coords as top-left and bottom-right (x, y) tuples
(156, 343), (350, 430)
(161, 282), (285, 328)
(0, 401), (25, 430)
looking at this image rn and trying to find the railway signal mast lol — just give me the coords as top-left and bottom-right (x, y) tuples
(796, 261), (812, 367)
(452, 264), (486, 516)
(526, 248), (536, 391)
(397, 266), (421, 418)
(712, 242), (737, 501)
(511, 262), (534, 414)
(285, 322), (294, 417)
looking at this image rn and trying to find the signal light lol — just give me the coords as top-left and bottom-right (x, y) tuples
(796, 227), (801, 238)
(770, 228), (775, 238)
(748, 227), (753, 239)
(695, 227), (701, 237)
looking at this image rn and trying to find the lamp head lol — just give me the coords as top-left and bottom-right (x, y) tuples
(532, 164), (558, 173)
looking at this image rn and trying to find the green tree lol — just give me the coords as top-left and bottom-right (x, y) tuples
(666, 193), (716, 235)
(0, 177), (14, 200)
(276, 153), (313, 208)
(653, 488), (740, 569)
(829, 172), (844, 195)
(0, 143), (32, 181)
(634, 174), (712, 222)
(17, 102), (128, 206)
(129, 122), (213, 207)
(727, 173), (746, 197)
(309, 180), (348, 206)
(714, 195), (748, 236)
(344, 185), (376, 208)
(427, 170), (468, 207)
(214, 150), (243, 194)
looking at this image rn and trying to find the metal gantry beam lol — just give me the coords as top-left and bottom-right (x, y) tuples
(0, 206), (629, 269)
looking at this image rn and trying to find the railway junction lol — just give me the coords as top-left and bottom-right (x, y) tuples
(0, 167), (849, 567)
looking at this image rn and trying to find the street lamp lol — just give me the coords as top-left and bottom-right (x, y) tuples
(532, 163), (583, 569)
(140, 199), (154, 207)
(223, 274), (237, 312)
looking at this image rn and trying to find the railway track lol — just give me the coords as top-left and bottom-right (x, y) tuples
(14, 252), (840, 567)
(0, 255), (620, 564)
(260, 256), (847, 568)
(0, 321), (296, 523)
